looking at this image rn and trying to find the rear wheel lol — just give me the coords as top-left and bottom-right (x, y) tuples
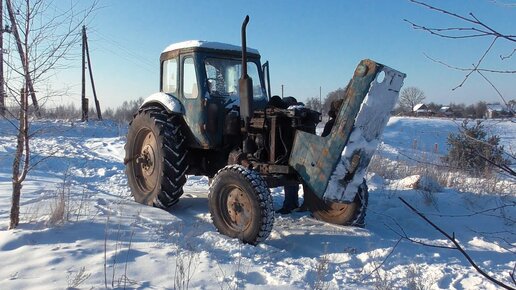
(208, 165), (274, 244)
(307, 181), (368, 227)
(125, 106), (188, 208)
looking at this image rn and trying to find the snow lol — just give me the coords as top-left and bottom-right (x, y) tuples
(0, 117), (515, 289)
(142, 92), (184, 114)
(163, 40), (260, 55)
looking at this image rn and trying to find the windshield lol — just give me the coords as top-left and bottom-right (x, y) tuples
(204, 58), (266, 100)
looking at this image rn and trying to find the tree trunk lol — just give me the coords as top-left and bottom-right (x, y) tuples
(5, 0), (40, 117)
(9, 87), (28, 229)
(9, 181), (22, 229)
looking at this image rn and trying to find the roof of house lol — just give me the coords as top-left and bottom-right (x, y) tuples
(413, 103), (427, 111)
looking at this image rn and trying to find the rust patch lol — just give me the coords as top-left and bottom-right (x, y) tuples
(354, 64), (368, 77)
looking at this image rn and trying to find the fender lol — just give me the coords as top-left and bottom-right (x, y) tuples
(141, 92), (184, 114)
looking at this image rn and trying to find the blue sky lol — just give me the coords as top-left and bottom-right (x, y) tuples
(51, 0), (515, 109)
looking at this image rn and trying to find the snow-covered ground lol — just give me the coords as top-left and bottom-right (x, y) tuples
(0, 117), (514, 289)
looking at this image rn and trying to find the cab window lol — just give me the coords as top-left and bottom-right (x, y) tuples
(204, 58), (265, 100)
(183, 57), (198, 99)
(162, 58), (177, 93)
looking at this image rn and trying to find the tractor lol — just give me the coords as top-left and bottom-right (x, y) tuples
(124, 16), (406, 244)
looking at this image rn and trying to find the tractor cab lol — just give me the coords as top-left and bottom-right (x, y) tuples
(158, 41), (268, 149)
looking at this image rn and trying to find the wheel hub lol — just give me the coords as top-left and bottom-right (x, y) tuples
(226, 188), (252, 229)
(139, 133), (156, 176)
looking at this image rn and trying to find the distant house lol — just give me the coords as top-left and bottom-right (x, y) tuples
(413, 103), (433, 116)
(438, 106), (453, 117)
(485, 103), (512, 119)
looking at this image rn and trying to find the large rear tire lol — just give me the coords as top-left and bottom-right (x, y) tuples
(125, 106), (188, 208)
(208, 165), (274, 245)
(307, 181), (368, 227)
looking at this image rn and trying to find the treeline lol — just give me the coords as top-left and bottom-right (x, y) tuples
(425, 101), (488, 119)
(101, 98), (144, 123)
(3, 98), (144, 123)
(394, 101), (491, 119)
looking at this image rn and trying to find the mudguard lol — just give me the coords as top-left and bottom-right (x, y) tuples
(141, 92), (184, 114)
(289, 59), (406, 203)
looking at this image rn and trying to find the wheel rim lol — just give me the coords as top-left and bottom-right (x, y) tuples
(322, 201), (357, 218)
(222, 185), (253, 232)
(305, 184), (361, 224)
(133, 128), (158, 192)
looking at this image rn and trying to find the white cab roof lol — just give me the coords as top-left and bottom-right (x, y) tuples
(162, 40), (259, 54)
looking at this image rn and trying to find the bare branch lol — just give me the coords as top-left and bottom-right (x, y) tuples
(501, 48), (516, 60)
(399, 197), (516, 290)
(383, 221), (456, 249)
(426, 202), (516, 218)
(424, 53), (516, 74)
(360, 237), (403, 281)
(407, 0), (515, 109)
(403, 19), (493, 39)
(453, 37), (498, 91)
(408, 0), (516, 42)
(476, 70), (514, 115)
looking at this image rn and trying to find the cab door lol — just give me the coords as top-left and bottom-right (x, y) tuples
(179, 54), (210, 148)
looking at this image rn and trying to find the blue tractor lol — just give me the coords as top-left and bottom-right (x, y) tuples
(125, 16), (406, 244)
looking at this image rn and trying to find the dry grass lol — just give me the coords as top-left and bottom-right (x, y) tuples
(66, 266), (91, 289)
(47, 189), (68, 226)
(312, 243), (331, 290)
(405, 264), (436, 290)
(368, 154), (515, 196)
(174, 244), (200, 290)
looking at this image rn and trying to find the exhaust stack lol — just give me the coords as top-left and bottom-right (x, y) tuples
(239, 15), (253, 127)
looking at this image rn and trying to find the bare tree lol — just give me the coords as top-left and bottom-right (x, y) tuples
(6, 0), (96, 229)
(323, 87), (346, 115)
(305, 96), (322, 113)
(399, 86), (426, 112)
(405, 0), (515, 112)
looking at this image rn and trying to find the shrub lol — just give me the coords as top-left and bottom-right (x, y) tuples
(444, 120), (507, 176)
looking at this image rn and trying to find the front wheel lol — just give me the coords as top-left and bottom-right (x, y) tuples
(306, 181), (368, 227)
(208, 165), (274, 245)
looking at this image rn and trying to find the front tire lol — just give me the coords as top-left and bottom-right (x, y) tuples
(208, 165), (274, 245)
(125, 106), (188, 208)
(307, 181), (368, 227)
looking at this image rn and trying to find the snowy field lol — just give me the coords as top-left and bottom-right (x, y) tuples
(0, 117), (514, 289)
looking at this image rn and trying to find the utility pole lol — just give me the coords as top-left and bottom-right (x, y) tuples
(84, 27), (102, 120)
(281, 84), (284, 99)
(319, 86), (322, 113)
(81, 25), (88, 121)
(0, 0), (6, 116)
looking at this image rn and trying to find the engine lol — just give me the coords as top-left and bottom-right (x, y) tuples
(224, 97), (320, 178)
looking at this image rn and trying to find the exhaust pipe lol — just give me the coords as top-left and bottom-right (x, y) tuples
(241, 15), (249, 81)
(239, 15), (253, 127)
